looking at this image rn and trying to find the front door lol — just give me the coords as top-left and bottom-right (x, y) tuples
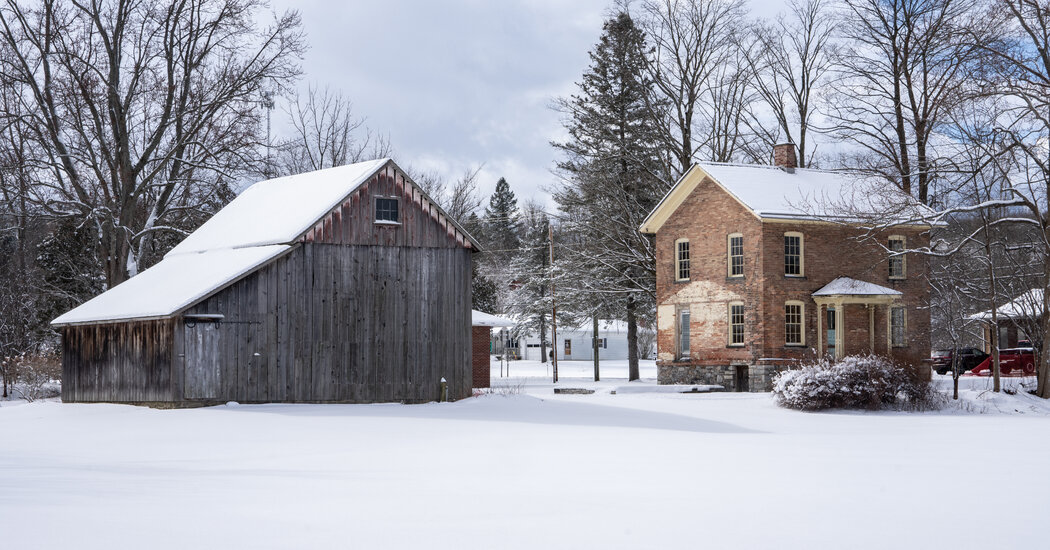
(184, 321), (221, 399)
(826, 308), (837, 358)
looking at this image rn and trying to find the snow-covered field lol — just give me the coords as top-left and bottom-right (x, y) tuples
(1, 359), (1047, 549)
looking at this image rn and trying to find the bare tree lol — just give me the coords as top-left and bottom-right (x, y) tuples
(828, 0), (989, 205)
(278, 84), (392, 175)
(639, 0), (745, 177)
(743, 0), (835, 167)
(0, 0), (304, 287)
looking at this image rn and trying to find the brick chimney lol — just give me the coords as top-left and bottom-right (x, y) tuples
(773, 143), (798, 172)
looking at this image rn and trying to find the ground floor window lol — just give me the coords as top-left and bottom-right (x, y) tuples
(891, 307), (907, 347)
(729, 302), (745, 346)
(677, 308), (690, 359)
(785, 302), (804, 345)
(564, 339), (572, 355)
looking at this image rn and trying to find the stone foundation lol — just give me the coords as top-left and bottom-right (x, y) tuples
(658, 363), (788, 392)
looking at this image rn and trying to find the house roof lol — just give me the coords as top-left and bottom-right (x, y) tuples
(969, 289), (1044, 321)
(471, 310), (516, 328)
(52, 245), (291, 326)
(639, 162), (935, 234)
(812, 277), (903, 297)
(54, 158), (479, 327)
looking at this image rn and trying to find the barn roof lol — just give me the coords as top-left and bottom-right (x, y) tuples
(639, 162), (935, 234)
(54, 158), (478, 326)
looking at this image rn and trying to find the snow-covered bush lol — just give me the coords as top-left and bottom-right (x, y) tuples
(772, 355), (937, 411)
(3, 355), (61, 402)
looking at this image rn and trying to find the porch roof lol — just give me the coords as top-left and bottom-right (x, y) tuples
(813, 277), (902, 298)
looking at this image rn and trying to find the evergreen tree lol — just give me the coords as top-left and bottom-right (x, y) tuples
(552, 11), (667, 381)
(508, 202), (553, 362)
(483, 177), (522, 260)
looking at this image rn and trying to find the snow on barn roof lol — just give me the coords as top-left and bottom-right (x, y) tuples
(812, 277), (902, 297)
(969, 289), (1044, 321)
(471, 310), (516, 328)
(52, 245), (291, 326)
(169, 159), (389, 254)
(640, 162), (935, 233)
(53, 158), (455, 326)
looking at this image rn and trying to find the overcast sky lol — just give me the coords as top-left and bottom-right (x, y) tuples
(271, 0), (782, 207)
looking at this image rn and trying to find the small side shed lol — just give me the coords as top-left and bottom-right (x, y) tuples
(53, 159), (480, 405)
(470, 310), (515, 388)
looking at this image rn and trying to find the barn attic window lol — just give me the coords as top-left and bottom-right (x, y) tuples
(375, 197), (399, 223)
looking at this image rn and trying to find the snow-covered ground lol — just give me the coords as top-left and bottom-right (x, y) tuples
(1, 359), (1047, 549)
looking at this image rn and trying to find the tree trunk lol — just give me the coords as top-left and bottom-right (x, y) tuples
(1038, 253), (1050, 398)
(539, 314), (547, 364)
(626, 295), (639, 381)
(593, 314), (600, 382)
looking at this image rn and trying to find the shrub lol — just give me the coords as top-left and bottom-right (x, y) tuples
(772, 355), (938, 411)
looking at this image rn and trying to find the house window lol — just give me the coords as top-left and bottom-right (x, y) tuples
(591, 337), (608, 349)
(888, 235), (906, 279)
(785, 301), (804, 346)
(676, 239), (690, 281)
(564, 339), (572, 356)
(728, 233), (744, 277)
(375, 197), (399, 223)
(728, 302), (745, 346)
(891, 307), (907, 347)
(677, 308), (690, 359)
(784, 232), (803, 276)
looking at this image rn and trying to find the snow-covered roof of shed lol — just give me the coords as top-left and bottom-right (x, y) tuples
(169, 159), (388, 254)
(472, 310), (516, 327)
(813, 277), (902, 297)
(640, 162), (935, 233)
(52, 245), (290, 326)
(969, 289), (1043, 321)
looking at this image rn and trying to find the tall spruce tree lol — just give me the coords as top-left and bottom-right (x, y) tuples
(484, 178), (522, 260)
(552, 11), (667, 381)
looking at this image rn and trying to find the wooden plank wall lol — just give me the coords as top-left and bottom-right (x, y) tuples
(61, 319), (175, 403)
(182, 243), (472, 403)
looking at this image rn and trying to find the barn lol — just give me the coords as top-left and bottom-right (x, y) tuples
(52, 159), (479, 406)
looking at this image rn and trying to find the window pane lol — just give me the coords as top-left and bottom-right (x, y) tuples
(785, 235), (801, 275)
(678, 309), (690, 357)
(891, 307), (906, 347)
(889, 238), (904, 278)
(730, 304), (745, 345)
(786, 304), (802, 345)
(730, 236), (743, 276)
(677, 241), (690, 280)
(376, 198), (399, 222)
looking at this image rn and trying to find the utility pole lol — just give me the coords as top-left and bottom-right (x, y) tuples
(550, 225), (558, 383)
(593, 314), (600, 382)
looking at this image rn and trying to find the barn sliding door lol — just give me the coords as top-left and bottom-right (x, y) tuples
(184, 321), (221, 399)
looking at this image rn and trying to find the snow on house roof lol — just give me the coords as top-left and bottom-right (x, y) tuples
(472, 310), (516, 328)
(52, 245), (290, 326)
(169, 158), (389, 254)
(640, 162), (935, 233)
(969, 289), (1044, 321)
(812, 277), (903, 297)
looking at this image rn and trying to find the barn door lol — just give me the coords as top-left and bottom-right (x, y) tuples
(184, 321), (221, 399)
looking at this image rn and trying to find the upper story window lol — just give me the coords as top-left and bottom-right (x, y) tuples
(784, 232), (804, 276)
(677, 307), (690, 359)
(375, 197), (399, 223)
(890, 307), (907, 347)
(785, 301), (805, 346)
(728, 302), (745, 347)
(727, 233), (744, 277)
(888, 235), (906, 279)
(675, 239), (690, 281)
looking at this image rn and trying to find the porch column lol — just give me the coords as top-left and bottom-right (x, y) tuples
(816, 302), (823, 358)
(835, 302), (845, 359)
(868, 304), (875, 353)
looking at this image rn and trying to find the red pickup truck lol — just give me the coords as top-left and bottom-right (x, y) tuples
(969, 348), (1036, 376)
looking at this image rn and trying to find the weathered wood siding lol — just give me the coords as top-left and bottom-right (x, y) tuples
(302, 163), (473, 249)
(182, 243), (472, 403)
(61, 319), (176, 403)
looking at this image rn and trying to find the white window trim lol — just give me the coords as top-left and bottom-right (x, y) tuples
(888, 235), (906, 280)
(728, 301), (745, 347)
(675, 238), (690, 282)
(374, 196), (401, 224)
(785, 300), (806, 346)
(784, 231), (805, 277)
(727, 233), (744, 278)
(889, 306), (908, 348)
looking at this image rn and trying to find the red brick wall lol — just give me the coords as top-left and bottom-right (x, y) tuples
(472, 326), (491, 388)
(653, 173), (932, 372)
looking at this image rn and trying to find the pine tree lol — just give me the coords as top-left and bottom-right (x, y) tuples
(552, 11), (667, 381)
(508, 202), (553, 362)
(483, 177), (522, 260)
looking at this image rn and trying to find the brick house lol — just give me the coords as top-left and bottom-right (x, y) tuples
(639, 145), (932, 392)
(471, 310), (515, 388)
